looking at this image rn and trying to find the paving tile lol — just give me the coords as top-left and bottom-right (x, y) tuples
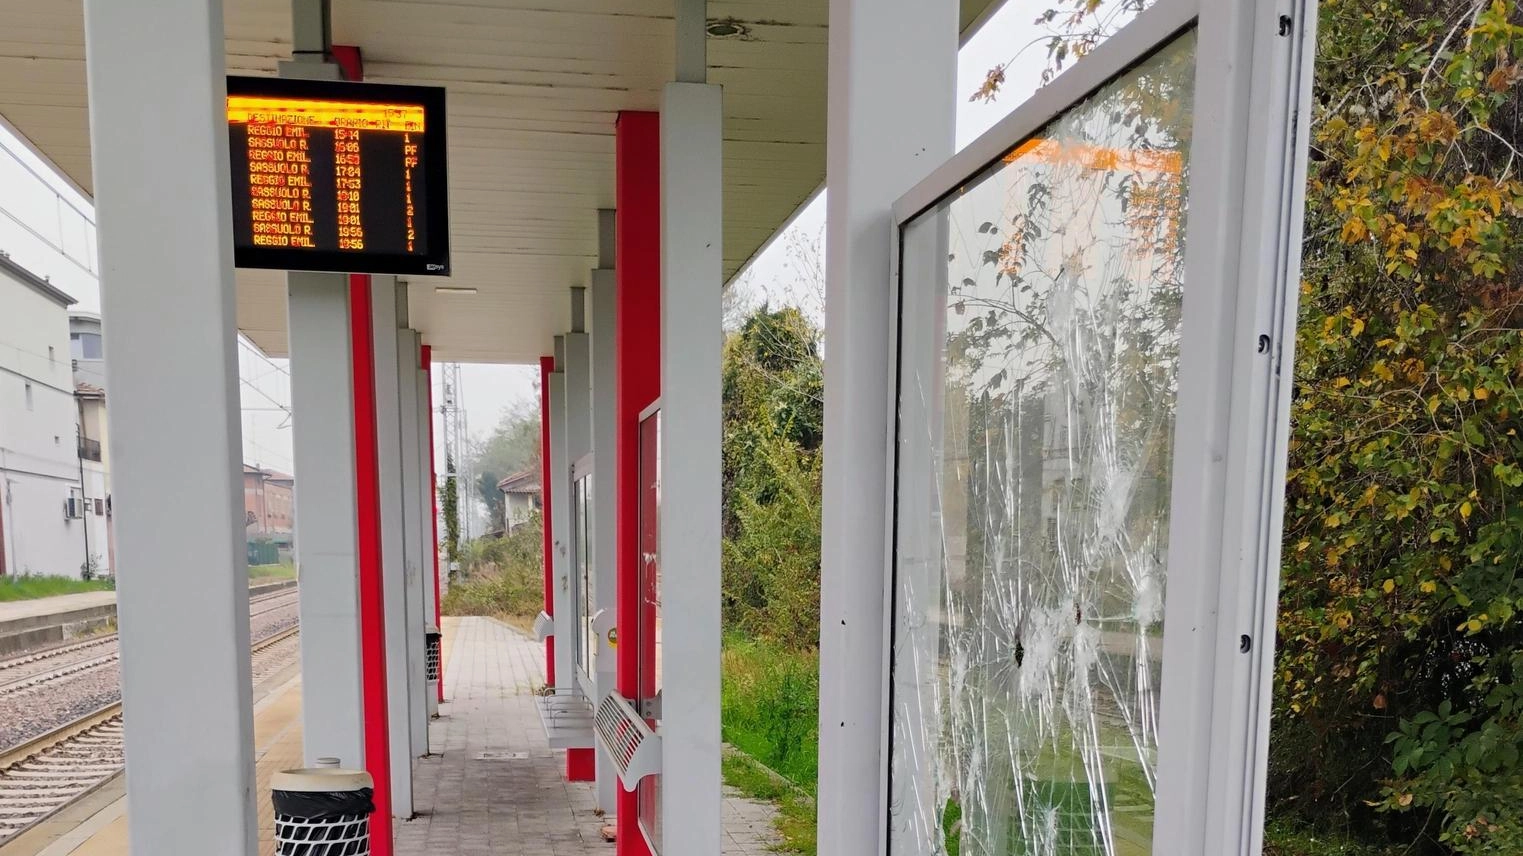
(401, 616), (781, 855)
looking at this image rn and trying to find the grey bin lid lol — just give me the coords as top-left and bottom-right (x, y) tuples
(272, 768), (373, 793)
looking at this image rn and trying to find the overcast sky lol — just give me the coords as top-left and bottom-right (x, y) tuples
(0, 0), (1066, 493)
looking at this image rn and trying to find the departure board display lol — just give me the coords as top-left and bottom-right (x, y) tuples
(227, 76), (450, 276)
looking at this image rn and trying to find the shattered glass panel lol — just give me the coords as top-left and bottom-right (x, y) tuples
(890, 33), (1196, 856)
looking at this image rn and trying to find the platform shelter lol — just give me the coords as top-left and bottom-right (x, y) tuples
(0, 0), (1319, 853)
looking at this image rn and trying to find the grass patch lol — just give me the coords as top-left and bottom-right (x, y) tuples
(722, 635), (819, 792)
(0, 574), (113, 601)
(722, 750), (817, 854)
(722, 635), (819, 853)
(248, 563), (296, 580)
(1262, 818), (1407, 856)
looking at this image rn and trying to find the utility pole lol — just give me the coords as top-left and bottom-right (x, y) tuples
(439, 363), (471, 542)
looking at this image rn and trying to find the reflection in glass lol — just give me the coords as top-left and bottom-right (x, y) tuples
(890, 33), (1196, 856)
(637, 409), (662, 851)
(574, 472), (595, 673)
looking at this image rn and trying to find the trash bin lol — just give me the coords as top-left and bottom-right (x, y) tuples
(425, 626), (442, 716)
(272, 767), (374, 855)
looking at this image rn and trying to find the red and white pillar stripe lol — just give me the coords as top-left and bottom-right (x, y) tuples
(422, 346), (444, 701)
(563, 307), (598, 783)
(614, 109), (661, 856)
(348, 274), (395, 851)
(538, 355), (556, 685)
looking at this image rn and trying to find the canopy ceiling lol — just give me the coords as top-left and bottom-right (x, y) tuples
(0, 0), (1000, 362)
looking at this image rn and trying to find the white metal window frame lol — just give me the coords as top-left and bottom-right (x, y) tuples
(881, 0), (1318, 853)
(571, 451), (598, 702)
(635, 398), (663, 854)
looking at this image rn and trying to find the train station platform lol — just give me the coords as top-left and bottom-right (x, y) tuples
(0, 593), (118, 658)
(28, 616), (778, 855)
(0, 593), (117, 627)
(0, 582), (300, 658)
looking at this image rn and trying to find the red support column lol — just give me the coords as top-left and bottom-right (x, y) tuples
(615, 110), (660, 856)
(539, 355), (556, 685)
(422, 345), (444, 702)
(349, 274), (394, 854)
(567, 747), (596, 781)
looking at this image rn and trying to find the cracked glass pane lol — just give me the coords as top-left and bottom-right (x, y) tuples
(891, 31), (1196, 856)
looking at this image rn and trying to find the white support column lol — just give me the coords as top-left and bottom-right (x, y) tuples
(816, 0), (956, 853)
(566, 295), (591, 462)
(589, 211), (619, 813)
(287, 274), (365, 769)
(548, 338), (573, 692)
(369, 275), (415, 817)
(1155, 3), (1320, 852)
(83, 0), (257, 851)
(396, 327), (429, 753)
(564, 291), (591, 700)
(416, 359), (438, 718)
(659, 80), (723, 856)
(279, 0), (361, 774)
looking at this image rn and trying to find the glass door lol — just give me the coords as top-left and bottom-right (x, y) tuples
(571, 454), (595, 687)
(636, 407), (662, 851)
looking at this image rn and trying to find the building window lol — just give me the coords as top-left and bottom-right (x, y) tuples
(70, 332), (103, 361)
(25, 382), (33, 411)
(48, 346), (55, 363)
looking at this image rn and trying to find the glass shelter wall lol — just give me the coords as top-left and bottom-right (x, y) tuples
(637, 408), (663, 852)
(890, 32), (1197, 856)
(573, 458), (595, 681)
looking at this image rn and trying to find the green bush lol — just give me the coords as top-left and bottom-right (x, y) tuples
(442, 513), (544, 625)
(721, 306), (824, 651)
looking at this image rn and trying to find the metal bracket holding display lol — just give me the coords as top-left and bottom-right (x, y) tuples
(594, 691), (661, 791)
(637, 689), (662, 722)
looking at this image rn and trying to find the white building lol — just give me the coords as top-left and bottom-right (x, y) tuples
(496, 468), (541, 534)
(70, 312), (114, 577)
(69, 311), (107, 388)
(0, 252), (94, 579)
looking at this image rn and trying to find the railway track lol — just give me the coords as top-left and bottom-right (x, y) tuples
(0, 588), (298, 702)
(0, 625), (300, 845)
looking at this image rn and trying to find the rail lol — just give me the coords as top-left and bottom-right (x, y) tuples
(0, 624), (301, 845)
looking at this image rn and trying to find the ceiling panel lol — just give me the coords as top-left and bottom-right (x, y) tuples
(0, 0), (1002, 363)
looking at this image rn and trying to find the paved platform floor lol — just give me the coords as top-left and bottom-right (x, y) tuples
(0, 591), (116, 625)
(400, 616), (781, 855)
(25, 615), (779, 855)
